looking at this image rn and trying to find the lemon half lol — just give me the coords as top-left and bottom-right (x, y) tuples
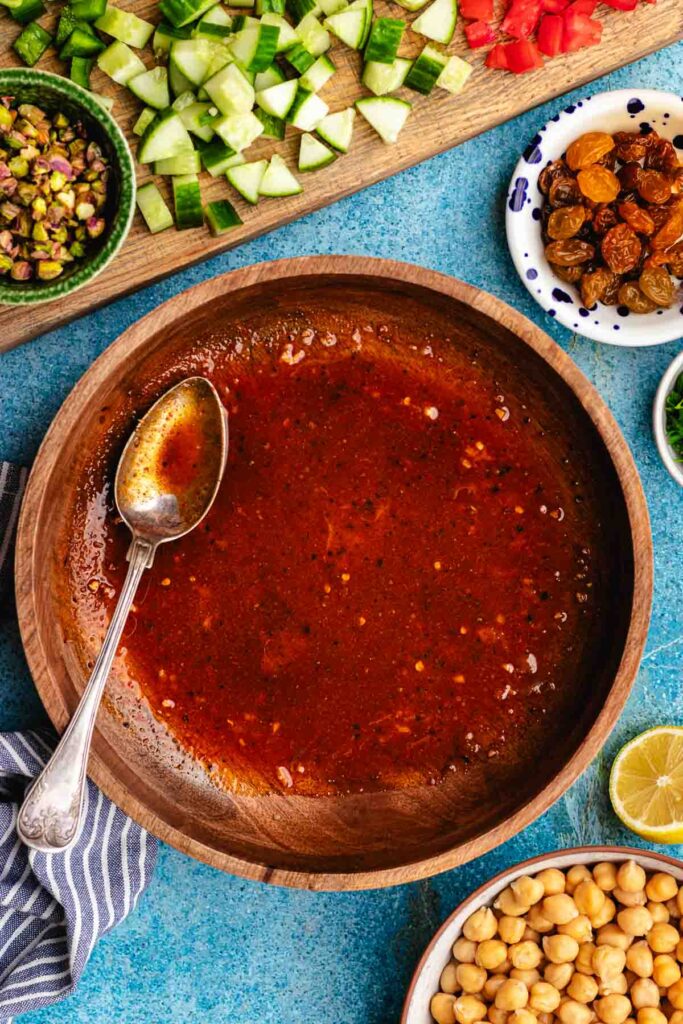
(609, 726), (683, 844)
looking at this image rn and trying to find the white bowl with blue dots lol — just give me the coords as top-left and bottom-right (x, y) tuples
(506, 89), (683, 347)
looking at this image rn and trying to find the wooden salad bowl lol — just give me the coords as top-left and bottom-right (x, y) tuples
(15, 256), (653, 891)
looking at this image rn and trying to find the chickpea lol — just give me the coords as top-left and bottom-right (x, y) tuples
(647, 876), (679, 905)
(432, 993), (457, 1024)
(557, 998), (594, 1024)
(619, 908), (655, 938)
(592, 899), (618, 930)
(649, 925), (680, 955)
(615, 889), (648, 909)
(488, 1006), (508, 1024)
(653, 956), (681, 988)
(500, 917), (528, 945)
(509, 1011), (537, 1024)
(457, 965), (488, 994)
(599, 974), (629, 996)
(441, 963), (460, 994)
(595, 863), (619, 893)
(496, 888), (531, 919)
(626, 942), (655, 979)
(567, 866), (593, 894)
(667, 899), (681, 921)
(496, 981), (529, 1012)
(492, 959), (513, 977)
(668, 1012), (683, 1024)
(545, 963), (575, 990)
(576, 880), (607, 918)
(648, 904), (670, 925)
(455, 995), (488, 1024)
(617, 862), (647, 895)
(567, 973), (600, 1004)
(544, 934), (580, 965)
(465, 908), (499, 942)
(455, 938), (478, 964)
(676, 939), (683, 964)
(596, 995), (632, 1024)
(528, 906), (555, 935)
(598, 925), (633, 951)
(576, 943), (597, 975)
(631, 979), (661, 1010)
(536, 1014), (554, 1024)
(511, 970), (542, 988)
(537, 869), (567, 897)
(523, 928), (542, 944)
(484, 977), (508, 1001)
(530, 982), (562, 1014)
(668, 981), (683, 1011)
(594, 945), (628, 980)
(544, 895), (580, 926)
(512, 876), (545, 908)
(477, 941), (509, 971)
(637, 1010), (667, 1024)
(511, 942), (543, 972)
(561, 917), (594, 944)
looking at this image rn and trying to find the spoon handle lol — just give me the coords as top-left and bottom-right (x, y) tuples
(17, 539), (154, 853)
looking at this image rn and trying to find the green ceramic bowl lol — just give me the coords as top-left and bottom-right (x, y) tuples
(0, 68), (135, 306)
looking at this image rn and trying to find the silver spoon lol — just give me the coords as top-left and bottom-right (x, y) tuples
(18, 376), (228, 853)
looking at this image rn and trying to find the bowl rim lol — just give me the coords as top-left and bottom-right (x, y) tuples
(14, 255), (654, 890)
(401, 844), (683, 1024)
(653, 348), (683, 488)
(0, 67), (135, 306)
(506, 87), (683, 348)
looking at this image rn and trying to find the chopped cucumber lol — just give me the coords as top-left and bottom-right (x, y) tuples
(392, 0), (428, 9)
(295, 12), (330, 55)
(285, 42), (315, 72)
(256, 0), (285, 14)
(213, 109), (264, 150)
(133, 107), (157, 135)
(205, 198), (242, 234)
(348, 0), (372, 45)
(411, 0), (457, 44)
(316, 106), (354, 151)
(204, 61), (254, 113)
(158, 0), (220, 27)
(355, 95), (410, 143)
(95, 5), (154, 47)
(255, 78), (298, 118)
(362, 56), (412, 95)
(70, 56), (94, 89)
(169, 37), (215, 85)
(196, 136), (237, 174)
(436, 53), (471, 93)
(97, 39), (145, 83)
(299, 52), (335, 91)
(203, 40), (233, 77)
(128, 66), (171, 108)
(231, 13), (258, 29)
(405, 43), (447, 94)
(193, 4), (232, 36)
(230, 22), (280, 70)
(7, 0), (44, 25)
(93, 93), (115, 111)
(318, 0), (347, 15)
(154, 148), (202, 174)
(259, 153), (302, 196)
(364, 17), (404, 64)
(298, 131), (335, 171)
(226, 158), (267, 203)
(153, 20), (191, 55)
(60, 26), (104, 57)
(138, 108), (194, 162)
(69, 0), (106, 21)
(13, 20), (51, 65)
(287, 88), (328, 130)
(172, 173), (204, 228)
(169, 57), (194, 95)
(178, 100), (217, 140)
(136, 181), (174, 232)
(254, 62), (286, 90)
(286, 0), (319, 21)
(56, 9), (80, 46)
(323, 6), (365, 48)
(254, 108), (285, 138)
(260, 11), (297, 49)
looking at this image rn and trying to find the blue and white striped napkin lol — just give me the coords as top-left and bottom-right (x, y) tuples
(0, 462), (159, 1022)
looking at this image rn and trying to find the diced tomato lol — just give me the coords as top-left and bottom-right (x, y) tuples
(537, 13), (563, 54)
(464, 19), (497, 45)
(601, 0), (637, 7)
(501, 0), (542, 37)
(561, 4), (603, 49)
(485, 42), (510, 68)
(541, 0), (569, 11)
(568, 0), (598, 12)
(459, 0), (494, 20)
(490, 39), (544, 71)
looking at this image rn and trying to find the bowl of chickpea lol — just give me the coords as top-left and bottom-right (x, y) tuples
(402, 847), (683, 1024)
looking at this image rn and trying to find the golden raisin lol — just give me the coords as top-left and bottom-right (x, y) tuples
(612, 131), (648, 164)
(617, 201), (655, 236)
(601, 223), (641, 274)
(652, 202), (683, 250)
(545, 240), (595, 266)
(639, 266), (675, 307)
(617, 281), (657, 314)
(552, 264), (584, 284)
(580, 268), (612, 308)
(566, 132), (615, 171)
(577, 165), (621, 203)
(547, 205), (585, 240)
(549, 177), (582, 208)
(638, 170), (672, 205)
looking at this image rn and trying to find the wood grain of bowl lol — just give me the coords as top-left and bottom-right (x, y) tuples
(15, 257), (653, 891)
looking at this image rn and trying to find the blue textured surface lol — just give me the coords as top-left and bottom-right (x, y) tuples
(1, 46), (682, 1024)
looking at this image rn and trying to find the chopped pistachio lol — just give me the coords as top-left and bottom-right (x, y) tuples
(36, 259), (63, 280)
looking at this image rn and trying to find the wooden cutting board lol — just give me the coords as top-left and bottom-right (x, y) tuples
(0, 0), (681, 351)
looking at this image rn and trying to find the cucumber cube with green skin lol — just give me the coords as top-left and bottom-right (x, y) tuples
(295, 13), (330, 55)
(355, 95), (411, 143)
(204, 62), (254, 114)
(169, 37), (214, 85)
(317, 0), (347, 15)
(56, 8), (79, 46)
(155, 149), (202, 174)
(193, 4), (232, 35)
(362, 56), (412, 95)
(286, 88), (328, 131)
(196, 137), (237, 174)
(60, 26), (105, 58)
(136, 182), (174, 233)
(172, 174), (204, 229)
(205, 199), (242, 235)
(298, 131), (335, 171)
(436, 53), (471, 93)
(230, 23), (280, 71)
(213, 110), (263, 151)
(133, 106), (157, 136)
(392, 0), (428, 9)
(260, 12), (297, 50)
(97, 40), (145, 83)
(259, 153), (302, 197)
(169, 59), (194, 96)
(69, 0), (106, 21)
(255, 78), (297, 118)
(411, 0), (457, 44)
(323, 6), (365, 48)
(254, 63), (286, 90)
(176, 101), (216, 141)
(254, 108), (285, 139)
(299, 52), (334, 91)
(13, 21), (51, 65)
(70, 56), (94, 88)
(153, 20), (191, 56)
(316, 107), (354, 152)
(95, 5), (155, 47)
(128, 66), (171, 109)
(256, 0), (285, 13)
(93, 92), (115, 111)
(285, 42), (314, 73)
(137, 108), (195, 163)
(8, 0), (45, 26)
(404, 43), (447, 94)
(226, 158), (267, 204)
(158, 0), (219, 27)
(364, 17), (405, 64)
(285, 0), (319, 21)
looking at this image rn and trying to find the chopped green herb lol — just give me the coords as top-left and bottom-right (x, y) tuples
(665, 373), (683, 462)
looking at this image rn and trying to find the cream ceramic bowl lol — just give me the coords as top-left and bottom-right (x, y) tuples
(402, 846), (683, 1024)
(653, 349), (683, 488)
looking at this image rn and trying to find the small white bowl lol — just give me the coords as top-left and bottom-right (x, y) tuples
(506, 88), (683, 347)
(401, 846), (683, 1024)
(653, 348), (683, 487)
